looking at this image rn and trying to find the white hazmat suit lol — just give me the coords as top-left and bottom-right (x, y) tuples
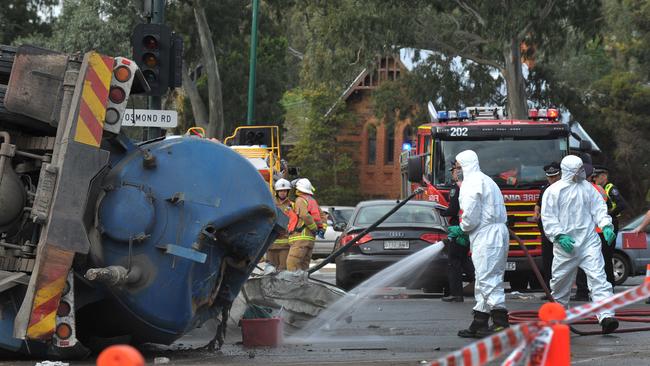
(541, 155), (614, 322)
(457, 150), (510, 314)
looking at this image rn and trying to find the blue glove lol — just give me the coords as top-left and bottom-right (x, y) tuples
(555, 234), (575, 254)
(316, 229), (325, 239)
(447, 226), (469, 247)
(602, 225), (616, 246)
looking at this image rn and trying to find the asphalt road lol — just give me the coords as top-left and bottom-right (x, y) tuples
(3, 267), (650, 366)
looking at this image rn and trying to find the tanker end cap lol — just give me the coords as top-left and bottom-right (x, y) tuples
(85, 266), (141, 286)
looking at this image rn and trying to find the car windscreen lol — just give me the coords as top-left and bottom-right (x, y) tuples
(434, 138), (567, 188)
(354, 204), (444, 226)
(332, 208), (353, 223)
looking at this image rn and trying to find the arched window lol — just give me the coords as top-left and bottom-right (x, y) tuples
(367, 124), (377, 165)
(403, 124), (414, 148)
(385, 127), (395, 164)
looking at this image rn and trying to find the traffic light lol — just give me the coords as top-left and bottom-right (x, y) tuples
(103, 56), (148, 135)
(132, 23), (172, 96)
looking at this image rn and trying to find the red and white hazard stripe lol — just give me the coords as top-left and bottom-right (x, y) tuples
(429, 323), (539, 366)
(566, 280), (650, 322)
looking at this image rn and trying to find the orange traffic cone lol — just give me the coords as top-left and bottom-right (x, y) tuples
(538, 302), (570, 366)
(645, 264), (650, 282)
(97, 344), (145, 366)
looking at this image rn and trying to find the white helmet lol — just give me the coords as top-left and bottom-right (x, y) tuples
(274, 178), (292, 191)
(295, 178), (314, 194)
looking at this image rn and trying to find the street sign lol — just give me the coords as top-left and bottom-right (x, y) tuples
(121, 109), (178, 128)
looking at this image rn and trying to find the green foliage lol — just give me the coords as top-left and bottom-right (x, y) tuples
(167, 0), (294, 135)
(1, 0), (56, 45)
(14, 0), (140, 56)
(285, 88), (360, 205)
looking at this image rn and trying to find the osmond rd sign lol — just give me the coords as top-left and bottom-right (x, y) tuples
(121, 109), (178, 128)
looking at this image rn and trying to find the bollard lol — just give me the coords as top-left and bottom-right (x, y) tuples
(538, 302), (570, 366)
(645, 264), (650, 281)
(97, 344), (145, 366)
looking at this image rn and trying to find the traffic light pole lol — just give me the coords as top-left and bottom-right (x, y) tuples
(246, 0), (259, 126)
(144, 0), (165, 140)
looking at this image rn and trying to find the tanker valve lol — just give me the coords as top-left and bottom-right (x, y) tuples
(84, 265), (140, 286)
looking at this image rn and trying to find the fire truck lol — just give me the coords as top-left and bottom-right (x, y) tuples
(401, 106), (585, 290)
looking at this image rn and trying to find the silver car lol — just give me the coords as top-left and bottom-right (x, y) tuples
(312, 206), (354, 258)
(613, 214), (650, 285)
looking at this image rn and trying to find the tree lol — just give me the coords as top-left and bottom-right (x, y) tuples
(292, 0), (601, 119)
(1, 0), (56, 45)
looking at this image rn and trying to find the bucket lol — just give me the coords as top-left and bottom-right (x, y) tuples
(241, 317), (283, 347)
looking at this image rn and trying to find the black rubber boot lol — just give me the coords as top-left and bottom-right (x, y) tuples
(489, 308), (510, 332)
(600, 317), (619, 334)
(458, 311), (490, 338)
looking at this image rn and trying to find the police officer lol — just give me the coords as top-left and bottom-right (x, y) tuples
(441, 161), (475, 302)
(533, 162), (561, 296)
(593, 165), (628, 233)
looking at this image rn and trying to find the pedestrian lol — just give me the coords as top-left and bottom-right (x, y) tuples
(541, 155), (619, 334)
(265, 179), (294, 271)
(449, 150), (510, 338)
(532, 162), (561, 297)
(572, 159), (611, 301)
(593, 165), (629, 233)
(441, 161), (475, 303)
(287, 178), (324, 271)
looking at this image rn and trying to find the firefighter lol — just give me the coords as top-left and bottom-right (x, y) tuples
(265, 179), (294, 271)
(533, 162), (561, 297)
(451, 150), (510, 338)
(441, 161), (474, 303)
(287, 178), (324, 271)
(541, 155), (618, 334)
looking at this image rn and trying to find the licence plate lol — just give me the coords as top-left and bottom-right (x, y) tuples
(506, 262), (516, 271)
(384, 240), (410, 250)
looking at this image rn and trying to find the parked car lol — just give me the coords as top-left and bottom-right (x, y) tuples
(613, 214), (650, 285)
(334, 200), (448, 291)
(313, 206), (354, 258)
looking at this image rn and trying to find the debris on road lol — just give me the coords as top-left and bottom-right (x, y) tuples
(35, 362), (69, 366)
(154, 357), (170, 364)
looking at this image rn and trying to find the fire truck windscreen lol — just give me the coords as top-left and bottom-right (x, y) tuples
(433, 137), (567, 188)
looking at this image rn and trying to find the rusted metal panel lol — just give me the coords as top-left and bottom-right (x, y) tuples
(4, 45), (68, 127)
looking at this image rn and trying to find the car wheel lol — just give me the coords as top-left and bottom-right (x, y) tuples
(509, 277), (528, 291)
(612, 252), (629, 286)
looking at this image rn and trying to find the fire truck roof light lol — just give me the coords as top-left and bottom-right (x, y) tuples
(437, 111), (449, 121)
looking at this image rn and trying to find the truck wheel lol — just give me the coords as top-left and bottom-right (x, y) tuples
(612, 252), (629, 286)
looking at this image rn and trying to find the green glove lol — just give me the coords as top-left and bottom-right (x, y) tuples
(555, 234), (575, 254)
(447, 226), (469, 247)
(603, 225), (616, 246)
(447, 225), (463, 238)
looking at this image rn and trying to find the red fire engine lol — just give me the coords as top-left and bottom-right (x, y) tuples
(401, 106), (570, 290)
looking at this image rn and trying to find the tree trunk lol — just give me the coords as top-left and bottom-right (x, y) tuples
(503, 39), (528, 119)
(193, 1), (225, 139)
(182, 65), (209, 133)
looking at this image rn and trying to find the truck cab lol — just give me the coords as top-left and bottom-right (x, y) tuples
(401, 106), (569, 290)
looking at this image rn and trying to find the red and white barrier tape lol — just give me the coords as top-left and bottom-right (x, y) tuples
(566, 279), (650, 322)
(429, 323), (539, 366)
(430, 278), (650, 366)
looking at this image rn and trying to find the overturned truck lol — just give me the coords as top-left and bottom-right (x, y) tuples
(0, 45), (285, 358)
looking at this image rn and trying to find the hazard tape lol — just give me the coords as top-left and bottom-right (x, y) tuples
(565, 280), (650, 322)
(429, 279), (650, 366)
(429, 323), (539, 366)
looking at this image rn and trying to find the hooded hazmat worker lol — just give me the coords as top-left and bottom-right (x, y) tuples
(541, 154), (619, 333)
(448, 150), (510, 338)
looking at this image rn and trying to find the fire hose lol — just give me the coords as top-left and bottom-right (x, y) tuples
(306, 187), (426, 280)
(508, 230), (650, 335)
